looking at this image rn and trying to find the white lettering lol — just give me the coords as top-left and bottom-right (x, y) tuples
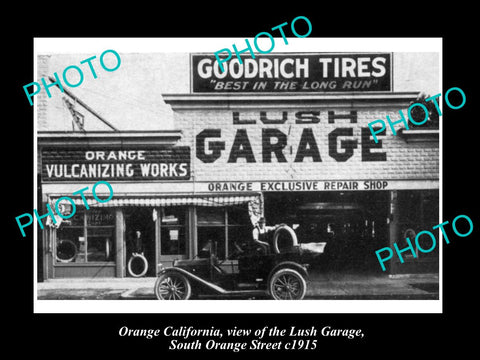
(46, 164), (55, 177)
(372, 57), (386, 77)
(178, 163), (188, 176)
(126, 164), (134, 176)
(197, 58), (212, 78)
(107, 151), (117, 160)
(140, 163), (151, 176)
(85, 151), (95, 160)
(71, 164), (79, 177)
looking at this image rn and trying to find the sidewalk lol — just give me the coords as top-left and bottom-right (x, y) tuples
(36, 271), (439, 300)
(304, 272), (439, 299)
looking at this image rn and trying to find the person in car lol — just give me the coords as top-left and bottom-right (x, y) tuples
(252, 217), (278, 253)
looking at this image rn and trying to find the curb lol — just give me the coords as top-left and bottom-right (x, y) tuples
(119, 288), (139, 299)
(119, 285), (439, 301)
(38, 273), (439, 300)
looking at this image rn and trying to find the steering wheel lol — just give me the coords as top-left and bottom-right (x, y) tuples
(216, 242), (245, 266)
(233, 242), (244, 253)
(254, 242), (269, 255)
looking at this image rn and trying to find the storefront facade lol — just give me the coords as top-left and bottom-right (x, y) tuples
(38, 131), (263, 279)
(163, 52), (439, 275)
(163, 93), (439, 275)
(38, 52), (439, 279)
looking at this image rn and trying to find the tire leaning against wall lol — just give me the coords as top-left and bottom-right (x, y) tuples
(55, 239), (78, 263)
(127, 253), (148, 277)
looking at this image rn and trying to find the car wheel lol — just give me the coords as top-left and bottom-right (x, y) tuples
(154, 272), (192, 300)
(273, 224), (298, 254)
(269, 268), (307, 300)
(127, 253), (148, 278)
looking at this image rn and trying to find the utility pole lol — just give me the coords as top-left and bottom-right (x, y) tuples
(48, 76), (119, 131)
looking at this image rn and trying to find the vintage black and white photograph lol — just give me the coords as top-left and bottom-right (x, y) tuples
(33, 38), (442, 313)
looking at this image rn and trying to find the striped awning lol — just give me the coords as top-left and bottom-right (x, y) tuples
(50, 194), (260, 208)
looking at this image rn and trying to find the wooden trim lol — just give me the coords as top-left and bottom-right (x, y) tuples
(162, 92), (419, 110)
(224, 208), (228, 259)
(398, 129), (439, 143)
(37, 130), (182, 147)
(155, 207), (161, 274)
(389, 190), (399, 275)
(54, 263), (115, 267)
(46, 228), (54, 279)
(115, 209), (124, 277)
(190, 207), (197, 259)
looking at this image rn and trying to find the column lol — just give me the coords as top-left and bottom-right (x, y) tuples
(115, 209), (124, 278)
(389, 190), (400, 275)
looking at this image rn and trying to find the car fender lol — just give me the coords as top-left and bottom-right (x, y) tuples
(267, 261), (309, 284)
(156, 266), (227, 295)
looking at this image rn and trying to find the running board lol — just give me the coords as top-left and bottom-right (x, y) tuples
(201, 290), (267, 298)
(162, 267), (231, 294)
(160, 267), (267, 297)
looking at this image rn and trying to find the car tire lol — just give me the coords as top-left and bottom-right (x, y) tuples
(105, 238), (111, 261)
(56, 239), (78, 263)
(273, 224), (298, 254)
(154, 272), (192, 300)
(127, 253), (148, 278)
(269, 268), (307, 300)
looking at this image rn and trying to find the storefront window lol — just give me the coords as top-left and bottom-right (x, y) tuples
(197, 205), (250, 260)
(397, 190), (439, 259)
(55, 208), (115, 263)
(198, 207), (225, 258)
(160, 207), (187, 255)
(227, 206), (251, 258)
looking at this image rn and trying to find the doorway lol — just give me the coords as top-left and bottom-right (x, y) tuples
(264, 191), (389, 273)
(124, 208), (156, 277)
(158, 206), (189, 267)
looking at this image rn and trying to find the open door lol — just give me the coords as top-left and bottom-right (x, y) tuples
(124, 208), (155, 277)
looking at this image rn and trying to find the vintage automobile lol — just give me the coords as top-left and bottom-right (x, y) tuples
(154, 224), (325, 300)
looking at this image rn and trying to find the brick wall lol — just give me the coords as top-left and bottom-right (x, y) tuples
(36, 55), (50, 131)
(172, 105), (439, 183)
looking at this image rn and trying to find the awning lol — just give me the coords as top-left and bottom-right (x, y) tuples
(49, 194), (261, 208)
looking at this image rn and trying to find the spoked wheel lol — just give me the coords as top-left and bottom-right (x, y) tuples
(154, 272), (192, 300)
(269, 268), (307, 300)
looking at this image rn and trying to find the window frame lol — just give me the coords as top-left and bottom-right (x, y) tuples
(54, 207), (116, 265)
(159, 206), (188, 256)
(196, 205), (250, 260)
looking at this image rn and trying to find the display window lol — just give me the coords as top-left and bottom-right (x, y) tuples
(396, 190), (440, 259)
(197, 205), (251, 260)
(264, 191), (390, 271)
(160, 207), (187, 256)
(55, 208), (116, 263)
